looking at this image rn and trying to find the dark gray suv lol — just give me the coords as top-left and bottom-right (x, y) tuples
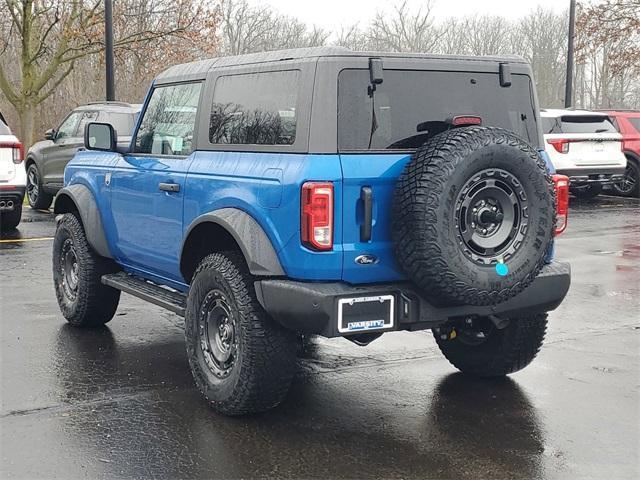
(25, 101), (140, 209)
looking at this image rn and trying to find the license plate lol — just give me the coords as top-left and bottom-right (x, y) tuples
(337, 295), (395, 334)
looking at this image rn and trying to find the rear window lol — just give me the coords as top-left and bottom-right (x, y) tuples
(542, 115), (617, 134)
(101, 112), (137, 136)
(209, 70), (300, 145)
(338, 69), (538, 150)
(0, 119), (11, 135)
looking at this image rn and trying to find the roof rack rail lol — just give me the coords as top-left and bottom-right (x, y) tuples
(85, 101), (134, 107)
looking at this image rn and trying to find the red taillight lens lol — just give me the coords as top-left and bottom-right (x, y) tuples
(547, 138), (570, 154)
(553, 174), (569, 235)
(301, 182), (333, 251)
(451, 115), (482, 126)
(0, 141), (24, 164)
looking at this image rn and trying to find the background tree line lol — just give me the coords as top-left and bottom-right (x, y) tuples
(1, 0), (638, 148)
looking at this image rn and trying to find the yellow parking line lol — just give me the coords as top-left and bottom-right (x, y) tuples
(0, 236), (54, 244)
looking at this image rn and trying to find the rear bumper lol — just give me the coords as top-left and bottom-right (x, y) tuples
(0, 186), (25, 211)
(556, 167), (625, 185)
(255, 261), (571, 338)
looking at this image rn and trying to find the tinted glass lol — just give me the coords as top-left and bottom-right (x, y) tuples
(338, 70), (538, 150)
(135, 82), (202, 156)
(56, 112), (82, 140)
(210, 70), (299, 145)
(628, 118), (640, 133)
(0, 119), (10, 135)
(541, 117), (559, 134)
(101, 112), (136, 136)
(559, 115), (617, 134)
(75, 111), (99, 137)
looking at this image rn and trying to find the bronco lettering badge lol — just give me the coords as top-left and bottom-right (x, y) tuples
(355, 254), (379, 265)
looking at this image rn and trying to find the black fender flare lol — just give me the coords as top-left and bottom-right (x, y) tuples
(624, 150), (640, 164)
(181, 208), (284, 277)
(53, 184), (112, 259)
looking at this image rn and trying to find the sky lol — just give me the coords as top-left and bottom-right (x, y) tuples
(259, 0), (569, 31)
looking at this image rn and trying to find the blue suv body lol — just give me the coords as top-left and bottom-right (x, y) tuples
(53, 47), (570, 415)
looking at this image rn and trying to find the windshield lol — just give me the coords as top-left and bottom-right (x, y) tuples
(338, 69), (538, 150)
(0, 119), (11, 135)
(100, 112), (137, 137)
(541, 115), (617, 134)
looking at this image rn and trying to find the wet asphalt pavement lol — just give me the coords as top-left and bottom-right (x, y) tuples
(1, 196), (639, 480)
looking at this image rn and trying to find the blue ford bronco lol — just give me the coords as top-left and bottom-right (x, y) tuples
(52, 47), (571, 416)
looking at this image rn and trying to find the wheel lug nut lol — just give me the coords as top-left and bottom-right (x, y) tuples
(471, 222), (476, 228)
(482, 229), (487, 234)
(472, 208), (477, 213)
(492, 206), (497, 211)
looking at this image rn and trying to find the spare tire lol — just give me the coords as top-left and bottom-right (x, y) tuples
(392, 126), (555, 307)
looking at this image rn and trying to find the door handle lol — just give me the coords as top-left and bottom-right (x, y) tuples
(158, 182), (180, 193)
(360, 186), (373, 242)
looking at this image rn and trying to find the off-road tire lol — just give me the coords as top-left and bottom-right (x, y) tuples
(0, 204), (22, 230)
(185, 252), (297, 416)
(393, 126), (555, 307)
(53, 213), (120, 327)
(612, 156), (639, 198)
(26, 163), (53, 210)
(434, 313), (548, 376)
(571, 183), (602, 199)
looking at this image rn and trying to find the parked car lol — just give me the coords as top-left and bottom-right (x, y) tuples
(25, 102), (140, 210)
(540, 109), (626, 199)
(0, 113), (26, 230)
(602, 110), (640, 198)
(52, 47), (570, 416)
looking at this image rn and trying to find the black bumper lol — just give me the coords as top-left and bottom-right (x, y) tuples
(556, 167), (625, 186)
(254, 262), (571, 338)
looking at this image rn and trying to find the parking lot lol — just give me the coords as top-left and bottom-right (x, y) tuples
(0, 195), (638, 479)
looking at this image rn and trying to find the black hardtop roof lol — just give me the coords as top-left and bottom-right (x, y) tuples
(155, 46), (528, 85)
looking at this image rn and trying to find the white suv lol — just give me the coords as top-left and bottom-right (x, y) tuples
(541, 109), (626, 198)
(0, 114), (26, 230)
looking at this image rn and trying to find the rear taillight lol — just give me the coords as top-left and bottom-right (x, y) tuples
(451, 115), (482, 126)
(553, 174), (569, 235)
(0, 141), (24, 164)
(547, 138), (569, 154)
(301, 182), (333, 251)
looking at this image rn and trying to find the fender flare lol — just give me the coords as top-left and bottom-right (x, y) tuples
(181, 208), (284, 277)
(53, 184), (112, 259)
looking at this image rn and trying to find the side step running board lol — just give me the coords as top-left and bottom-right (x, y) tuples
(102, 272), (186, 316)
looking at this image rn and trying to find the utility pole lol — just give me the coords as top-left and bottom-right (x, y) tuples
(564, 0), (576, 108)
(105, 0), (115, 101)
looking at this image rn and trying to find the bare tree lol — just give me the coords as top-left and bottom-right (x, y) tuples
(367, 0), (444, 52)
(0, 0), (216, 146)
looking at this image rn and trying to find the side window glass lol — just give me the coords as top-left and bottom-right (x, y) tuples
(209, 70), (299, 145)
(135, 82), (202, 156)
(56, 112), (81, 141)
(75, 111), (99, 137)
(628, 118), (640, 133)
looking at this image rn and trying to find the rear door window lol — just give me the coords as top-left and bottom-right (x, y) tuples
(209, 70), (299, 145)
(74, 111), (99, 137)
(628, 118), (640, 133)
(338, 69), (538, 150)
(134, 82), (202, 156)
(102, 112), (136, 136)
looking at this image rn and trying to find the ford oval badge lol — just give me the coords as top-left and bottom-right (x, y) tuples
(355, 254), (379, 265)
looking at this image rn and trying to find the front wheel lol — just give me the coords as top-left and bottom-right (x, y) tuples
(26, 163), (53, 210)
(433, 313), (548, 377)
(612, 157), (639, 198)
(185, 252), (297, 416)
(53, 213), (120, 327)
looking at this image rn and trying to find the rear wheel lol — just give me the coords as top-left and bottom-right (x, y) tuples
(26, 163), (53, 210)
(53, 213), (120, 327)
(185, 252), (297, 416)
(0, 204), (22, 230)
(571, 183), (602, 199)
(433, 313), (548, 377)
(612, 157), (639, 198)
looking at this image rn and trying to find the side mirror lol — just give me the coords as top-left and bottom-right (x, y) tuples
(84, 122), (117, 151)
(44, 129), (55, 140)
